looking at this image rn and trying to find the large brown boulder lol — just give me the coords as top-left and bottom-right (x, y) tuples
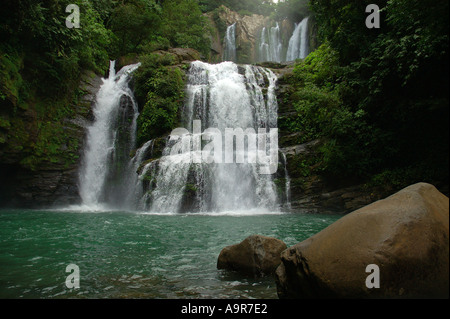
(276, 183), (449, 299)
(218, 235), (287, 277)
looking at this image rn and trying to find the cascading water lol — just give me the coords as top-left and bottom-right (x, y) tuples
(281, 152), (292, 210)
(223, 23), (237, 62)
(286, 17), (310, 61)
(258, 23), (283, 63)
(225, 18), (312, 64)
(259, 27), (270, 62)
(77, 59), (288, 213)
(78, 61), (141, 210)
(139, 61), (281, 214)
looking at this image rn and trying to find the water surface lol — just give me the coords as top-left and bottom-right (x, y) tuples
(0, 210), (341, 299)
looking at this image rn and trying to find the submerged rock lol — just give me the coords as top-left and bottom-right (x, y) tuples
(218, 235), (287, 277)
(275, 183), (449, 299)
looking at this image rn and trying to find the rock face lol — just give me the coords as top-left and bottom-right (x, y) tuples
(218, 235), (287, 277)
(206, 6), (271, 64)
(0, 70), (102, 208)
(275, 183), (449, 299)
(153, 48), (201, 64)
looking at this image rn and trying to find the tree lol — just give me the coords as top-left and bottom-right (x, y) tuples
(109, 1), (162, 56)
(198, 0), (275, 15)
(291, 0), (449, 189)
(275, 0), (310, 22)
(160, 0), (211, 56)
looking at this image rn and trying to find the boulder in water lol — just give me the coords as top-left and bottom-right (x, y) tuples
(275, 183), (449, 299)
(218, 235), (287, 277)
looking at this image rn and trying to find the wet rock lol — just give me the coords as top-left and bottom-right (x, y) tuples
(275, 183), (450, 299)
(0, 69), (103, 208)
(218, 235), (287, 277)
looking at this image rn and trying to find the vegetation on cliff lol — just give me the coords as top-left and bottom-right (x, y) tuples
(0, 0), (210, 173)
(284, 0), (449, 195)
(134, 52), (187, 147)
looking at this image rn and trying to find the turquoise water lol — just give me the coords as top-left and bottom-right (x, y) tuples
(0, 209), (341, 299)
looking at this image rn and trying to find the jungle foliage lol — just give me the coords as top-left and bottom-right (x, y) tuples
(286, 0), (449, 192)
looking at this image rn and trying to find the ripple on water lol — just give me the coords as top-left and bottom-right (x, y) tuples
(0, 209), (342, 299)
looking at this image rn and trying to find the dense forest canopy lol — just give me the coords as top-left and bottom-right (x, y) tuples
(286, 0), (449, 192)
(0, 0), (310, 102)
(0, 0), (211, 98)
(0, 0), (448, 199)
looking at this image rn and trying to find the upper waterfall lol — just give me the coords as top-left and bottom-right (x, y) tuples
(223, 23), (237, 62)
(256, 17), (312, 63)
(214, 4), (313, 64)
(258, 23), (283, 63)
(286, 17), (310, 61)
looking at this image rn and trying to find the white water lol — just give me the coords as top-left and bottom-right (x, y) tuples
(78, 61), (140, 209)
(77, 60), (290, 214)
(258, 23), (283, 63)
(286, 17), (310, 61)
(223, 23), (237, 62)
(225, 18), (311, 64)
(281, 152), (292, 210)
(144, 61), (280, 213)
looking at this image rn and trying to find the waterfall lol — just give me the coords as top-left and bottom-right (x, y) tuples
(286, 17), (310, 61)
(281, 152), (292, 210)
(259, 18), (311, 63)
(259, 27), (270, 62)
(223, 23), (237, 62)
(78, 60), (284, 213)
(258, 23), (283, 63)
(127, 139), (155, 208)
(78, 61), (141, 210)
(142, 61), (280, 213)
